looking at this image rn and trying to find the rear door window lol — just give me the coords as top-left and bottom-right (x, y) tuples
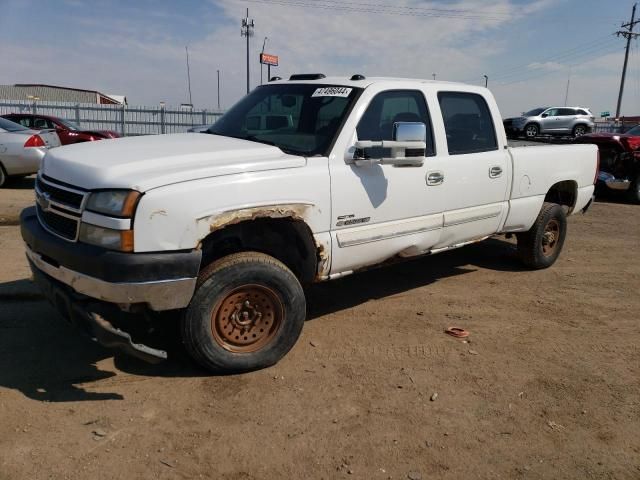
(437, 92), (498, 155)
(558, 108), (576, 116)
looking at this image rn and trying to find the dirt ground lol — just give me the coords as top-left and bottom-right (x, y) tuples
(0, 186), (639, 479)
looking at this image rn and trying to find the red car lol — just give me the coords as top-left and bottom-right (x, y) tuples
(1, 113), (119, 145)
(574, 124), (640, 203)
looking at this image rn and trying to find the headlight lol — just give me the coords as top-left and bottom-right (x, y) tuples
(86, 190), (141, 217)
(79, 224), (134, 252)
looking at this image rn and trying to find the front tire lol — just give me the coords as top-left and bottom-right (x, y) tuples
(517, 202), (567, 269)
(182, 252), (306, 373)
(525, 123), (539, 138)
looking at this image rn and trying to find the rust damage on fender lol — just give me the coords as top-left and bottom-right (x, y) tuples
(315, 243), (329, 280)
(207, 204), (310, 232)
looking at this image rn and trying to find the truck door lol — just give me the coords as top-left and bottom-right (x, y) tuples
(328, 88), (446, 274)
(433, 91), (510, 248)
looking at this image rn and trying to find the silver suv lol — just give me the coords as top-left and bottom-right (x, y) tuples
(504, 107), (595, 139)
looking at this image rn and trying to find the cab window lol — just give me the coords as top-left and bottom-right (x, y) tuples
(356, 90), (435, 157)
(438, 92), (497, 155)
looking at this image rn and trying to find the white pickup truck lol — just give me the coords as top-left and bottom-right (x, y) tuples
(20, 74), (598, 372)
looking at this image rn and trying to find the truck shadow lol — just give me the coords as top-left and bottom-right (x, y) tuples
(0, 238), (522, 401)
(306, 237), (521, 320)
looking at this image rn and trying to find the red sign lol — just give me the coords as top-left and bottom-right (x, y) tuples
(260, 53), (279, 66)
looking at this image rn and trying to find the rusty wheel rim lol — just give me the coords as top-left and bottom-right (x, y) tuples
(541, 218), (560, 257)
(211, 284), (284, 353)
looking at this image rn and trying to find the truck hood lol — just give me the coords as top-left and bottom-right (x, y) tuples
(41, 133), (306, 191)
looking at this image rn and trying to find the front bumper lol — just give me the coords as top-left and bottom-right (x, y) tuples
(29, 263), (168, 362)
(20, 206), (201, 311)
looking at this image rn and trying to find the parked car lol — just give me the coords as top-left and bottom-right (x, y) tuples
(21, 75), (598, 372)
(187, 124), (211, 133)
(504, 107), (595, 139)
(1, 113), (119, 145)
(0, 117), (60, 187)
(574, 124), (640, 202)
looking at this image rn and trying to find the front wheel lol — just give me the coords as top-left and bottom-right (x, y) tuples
(517, 202), (567, 269)
(525, 124), (539, 138)
(182, 252), (306, 373)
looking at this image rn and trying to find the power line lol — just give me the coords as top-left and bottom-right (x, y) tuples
(491, 43), (621, 87)
(490, 39), (621, 85)
(235, 0), (513, 21)
(463, 34), (617, 84)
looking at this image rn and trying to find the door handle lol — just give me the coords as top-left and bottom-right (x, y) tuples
(426, 171), (444, 186)
(489, 166), (503, 178)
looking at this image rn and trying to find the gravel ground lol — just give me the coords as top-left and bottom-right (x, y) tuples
(0, 198), (639, 480)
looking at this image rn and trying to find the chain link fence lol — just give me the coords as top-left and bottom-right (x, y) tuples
(0, 100), (224, 136)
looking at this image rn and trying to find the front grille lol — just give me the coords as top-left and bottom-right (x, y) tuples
(36, 204), (79, 240)
(36, 177), (84, 209)
(35, 176), (86, 242)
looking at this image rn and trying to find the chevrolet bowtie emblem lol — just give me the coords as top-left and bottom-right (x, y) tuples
(37, 191), (51, 211)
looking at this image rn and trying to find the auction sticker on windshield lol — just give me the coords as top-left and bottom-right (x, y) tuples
(312, 87), (353, 97)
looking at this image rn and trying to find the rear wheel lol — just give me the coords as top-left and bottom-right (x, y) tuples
(525, 123), (539, 138)
(573, 124), (588, 137)
(517, 202), (567, 269)
(182, 252), (306, 373)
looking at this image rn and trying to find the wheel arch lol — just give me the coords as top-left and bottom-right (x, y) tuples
(544, 180), (578, 213)
(198, 207), (322, 284)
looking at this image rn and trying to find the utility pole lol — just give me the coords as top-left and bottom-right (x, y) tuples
(241, 8), (255, 94)
(483, 75), (488, 88)
(615, 2), (639, 119)
(185, 46), (193, 106)
(217, 69), (221, 110)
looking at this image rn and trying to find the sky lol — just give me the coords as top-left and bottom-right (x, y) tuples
(0, 0), (639, 117)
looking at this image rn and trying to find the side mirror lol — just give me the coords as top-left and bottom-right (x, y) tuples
(541, 113), (548, 118)
(350, 122), (427, 167)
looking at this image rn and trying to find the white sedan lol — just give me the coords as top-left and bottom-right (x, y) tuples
(0, 116), (61, 187)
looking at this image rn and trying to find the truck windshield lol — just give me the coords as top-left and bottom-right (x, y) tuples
(207, 84), (362, 157)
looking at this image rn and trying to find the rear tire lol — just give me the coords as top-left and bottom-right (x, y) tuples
(517, 202), (567, 269)
(573, 124), (588, 137)
(182, 251), (306, 373)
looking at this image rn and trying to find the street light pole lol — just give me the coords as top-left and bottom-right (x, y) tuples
(261, 37), (268, 85)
